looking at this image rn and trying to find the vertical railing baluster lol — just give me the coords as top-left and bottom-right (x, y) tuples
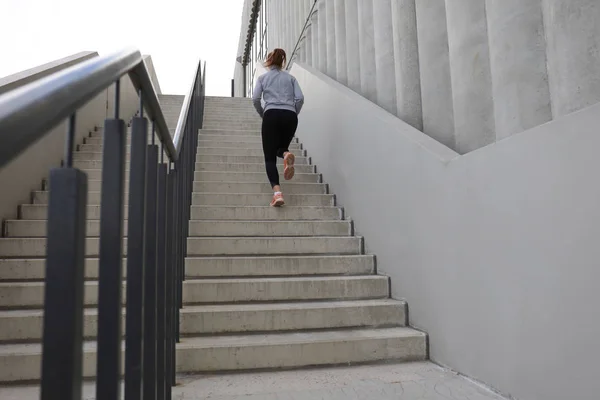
(176, 159), (183, 342)
(41, 113), (87, 400)
(156, 148), (168, 400)
(143, 123), (159, 400)
(96, 80), (127, 400)
(165, 165), (176, 397)
(125, 92), (148, 400)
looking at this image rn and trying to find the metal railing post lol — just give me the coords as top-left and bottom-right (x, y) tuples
(96, 80), (127, 400)
(156, 157), (168, 400)
(143, 125), (159, 400)
(125, 93), (148, 400)
(165, 164), (176, 399)
(40, 114), (87, 400)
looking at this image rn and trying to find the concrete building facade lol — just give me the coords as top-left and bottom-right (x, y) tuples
(234, 0), (600, 154)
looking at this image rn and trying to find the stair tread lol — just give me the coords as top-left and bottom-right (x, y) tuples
(0, 327), (423, 356)
(0, 275), (382, 288)
(0, 299), (403, 317)
(181, 299), (403, 313)
(178, 327), (424, 348)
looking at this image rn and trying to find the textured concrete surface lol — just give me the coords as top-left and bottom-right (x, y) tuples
(542, 0), (600, 117)
(391, 0), (423, 131)
(293, 61), (600, 400)
(325, 0), (337, 79)
(333, 0), (347, 85)
(486, 0), (552, 139)
(357, 0), (377, 102)
(373, 0), (397, 115)
(0, 362), (508, 400)
(414, 0), (455, 149)
(317, 0), (328, 72)
(344, 0), (361, 93)
(445, 0), (495, 153)
(172, 362), (507, 400)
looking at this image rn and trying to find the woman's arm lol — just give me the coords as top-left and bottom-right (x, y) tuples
(293, 77), (305, 115)
(252, 78), (264, 117)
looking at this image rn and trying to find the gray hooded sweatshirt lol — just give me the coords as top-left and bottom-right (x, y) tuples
(252, 67), (304, 117)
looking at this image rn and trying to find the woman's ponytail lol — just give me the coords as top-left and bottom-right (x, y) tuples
(264, 48), (287, 69)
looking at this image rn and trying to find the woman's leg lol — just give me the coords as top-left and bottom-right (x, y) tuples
(276, 111), (299, 180)
(261, 111), (284, 206)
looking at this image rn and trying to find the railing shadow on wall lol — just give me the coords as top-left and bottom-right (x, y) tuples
(0, 48), (205, 400)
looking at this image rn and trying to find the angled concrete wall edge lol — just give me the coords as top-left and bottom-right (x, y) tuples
(291, 61), (600, 400)
(0, 51), (98, 96)
(142, 55), (162, 95)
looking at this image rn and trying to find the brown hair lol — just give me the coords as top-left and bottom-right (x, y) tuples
(264, 48), (287, 69)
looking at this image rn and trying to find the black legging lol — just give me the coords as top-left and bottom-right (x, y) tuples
(261, 109), (298, 188)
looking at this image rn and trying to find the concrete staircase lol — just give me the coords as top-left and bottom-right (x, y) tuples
(0, 96), (426, 384)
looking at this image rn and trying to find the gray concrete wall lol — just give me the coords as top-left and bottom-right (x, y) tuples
(542, 0), (600, 118)
(445, 0), (495, 154)
(415, 0), (454, 149)
(357, 0), (377, 103)
(372, 0), (397, 115)
(486, 0), (552, 140)
(391, 0), (422, 131)
(239, 0), (600, 156)
(292, 61), (600, 400)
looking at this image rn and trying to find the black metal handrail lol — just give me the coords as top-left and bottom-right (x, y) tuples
(0, 48), (205, 400)
(0, 48), (177, 169)
(287, 0), (318, 70)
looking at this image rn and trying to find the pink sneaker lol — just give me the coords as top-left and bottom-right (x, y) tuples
(283, 152), (295, 180)
(270, 192), (285, 207)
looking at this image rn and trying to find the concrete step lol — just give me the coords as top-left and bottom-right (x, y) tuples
(190, 206), (342, 221)
(0, 258), (125, 281)
(197, 141), (302, 150)
(0, 275), (384, 309)
(78, 169), (317, 182)
(0, 299), (404, 343)
(77, 142), (302, 152)
(196, 147), (307, 157)
(197, 134), (297, 143)
(17, 204), (341, 221)
(192, 193), (333, 206)
(202, 124), (262, 131)
(183, 275), (388, 304)
(71, 160), (315, 174)
(197, 129), (263, 136)
(4, 220), (351, 238)
(85, 134), (299, 145)
(180, 299), (406, 334)
(194, 162), (315, 174)
(0, 236), (361, 258)
(186, 255), (375, 278)
(188, 220), (351, 237)
(196, 154), (309, 164)
(73, 160), (131, 170)
(192, 181), (326, 194)
(194, 171), (320, 183)
(201, 118), (260, 125)
(186, 236), (363, 256)
(73, 152), (122, 161)
(0, 327), (425, 382)
(0, 255), (374, 281)
(0, 238), (127, 257)
(176, 327), (426, 372)
(31, 191), (334, 206)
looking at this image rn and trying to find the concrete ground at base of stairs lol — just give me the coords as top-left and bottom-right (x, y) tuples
(0, 362), (508, 400)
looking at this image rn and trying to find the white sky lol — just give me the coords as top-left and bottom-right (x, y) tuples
(0, 0), (245, 96)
